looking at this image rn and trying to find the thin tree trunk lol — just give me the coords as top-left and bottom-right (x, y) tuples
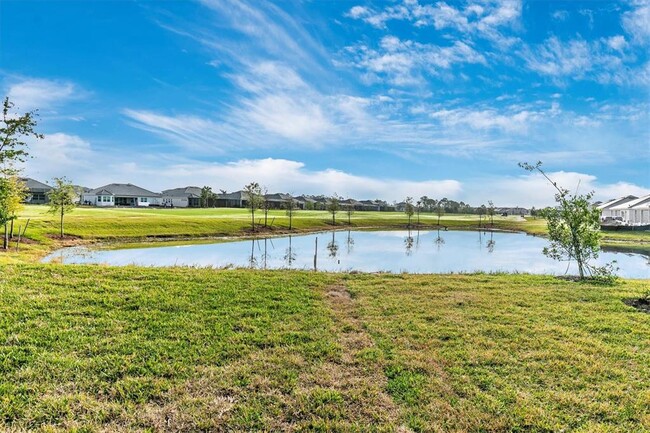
(60, 207), (64, 238)
(9, 218), (14, 239)
(251, 210), (255, 231)
(3, 223), (7, 250)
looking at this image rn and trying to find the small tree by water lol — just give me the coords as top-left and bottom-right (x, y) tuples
(327, 194), (341, 225)
(487, 200), (495, 226)
(243, 182), (263, 231)
(345, 203), (354, 225)
(519, 161), (614, 280)
(47, 177), (76, 238)
(284, 196), (297, 230)
(404, 197), (414, 227)
(435, 202), (445, 227)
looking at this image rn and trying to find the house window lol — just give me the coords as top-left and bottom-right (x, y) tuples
(140, 197), (148, 203)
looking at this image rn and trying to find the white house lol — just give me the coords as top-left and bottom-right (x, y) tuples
(161, 186), (202, 208)
(598, 195), (638, 220)
(83, 183), (161, 207)
(609, 195), (650, 225)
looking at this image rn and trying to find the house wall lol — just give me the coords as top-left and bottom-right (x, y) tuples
(136, 196), (160, 207)
(162, 196), (189, 208)
(27, 191), (50, 204)
(82, 194), (160, 207)
(83, 194), (114, 207)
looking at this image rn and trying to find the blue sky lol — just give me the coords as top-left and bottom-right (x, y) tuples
(1, 0), (648, 206)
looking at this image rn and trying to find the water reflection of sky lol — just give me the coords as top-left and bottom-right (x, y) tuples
(43, 230), (649, 279)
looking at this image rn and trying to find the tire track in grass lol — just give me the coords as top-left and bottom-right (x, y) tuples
(290, 283), (412, 432)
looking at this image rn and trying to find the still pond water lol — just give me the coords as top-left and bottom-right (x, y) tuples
(44, 230), (649, 278)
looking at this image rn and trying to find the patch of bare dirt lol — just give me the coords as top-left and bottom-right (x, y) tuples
(624, 297), (650, 313)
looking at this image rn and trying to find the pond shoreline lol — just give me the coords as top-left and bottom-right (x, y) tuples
(42, 229), (649, 279)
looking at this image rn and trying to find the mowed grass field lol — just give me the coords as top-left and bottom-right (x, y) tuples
(0, 266), (648, 431)
(2, 205), (648, 264)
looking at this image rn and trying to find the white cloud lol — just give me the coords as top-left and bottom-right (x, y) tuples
(346, 0), (522, 48)
(6, 78), (78, 112)
(605, 35), (627, 51)
(20, 133), (93, 182)
(430, 108), (536, 133)
(239, 94), (334, 141)
(522, 37), (592, 78)
(465, 170), (650, 208)
(346, 36), (486, 86)
(122, 109), (237, 153)
(622, 2), (650, 44)
(520, 36), (647, 86)
(552, 10), (569, 21)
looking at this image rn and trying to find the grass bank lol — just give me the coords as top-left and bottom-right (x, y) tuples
(3, 205), (648, 264)
(1, 266), (648, 431)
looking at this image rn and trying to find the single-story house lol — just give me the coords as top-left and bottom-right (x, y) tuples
(597, 195), (638, 220)
(340, 198), (363, 211)
(608, 195), (650, 225)
(359, 200), (381, 211)
(293, 195), (316, 210)
(20, 177), (52, 204)
(263, 193), (294, 209)
(161, 186), (202, 208)
(495, 207), (530, 216)
(215, 191), (249, 208)
(83, 183), (161, 207)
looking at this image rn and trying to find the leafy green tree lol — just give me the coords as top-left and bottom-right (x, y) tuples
(0, 175), (27, 249)
(200, 186), (215, 207)
(1, 97), (43, 168)
(1, 97), (43, 249)
(520, 161), (610, 280)
(327, 194), (341, 225)
(243, 182), (263, 231)
(47, 177), (77, 238)
(404, 197), (415, 227)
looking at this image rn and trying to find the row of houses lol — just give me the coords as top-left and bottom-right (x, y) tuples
(77, 182), (393, 211)
(597, 195), (650, 226)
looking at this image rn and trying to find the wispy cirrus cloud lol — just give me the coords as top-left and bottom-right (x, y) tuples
(520, 36), (649, 86)
(5, 78), (80, 112)
(345, 0), (522, 48)
(344, 35), (486, 86)
(622, 0), (650, 44)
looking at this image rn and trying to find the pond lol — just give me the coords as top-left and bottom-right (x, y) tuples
(43, 230), (649, 278)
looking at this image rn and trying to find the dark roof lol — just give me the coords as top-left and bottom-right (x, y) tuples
(162, 186), (203, 198)
(87, 183), (161, 197)
(216, 190), (249, 200)
(265, 193), (293, 201)
(19, 177), (52, 192)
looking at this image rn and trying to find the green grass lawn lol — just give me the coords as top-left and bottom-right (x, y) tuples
(1, 266), (648, 431)
(3, 205), (648, 264)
